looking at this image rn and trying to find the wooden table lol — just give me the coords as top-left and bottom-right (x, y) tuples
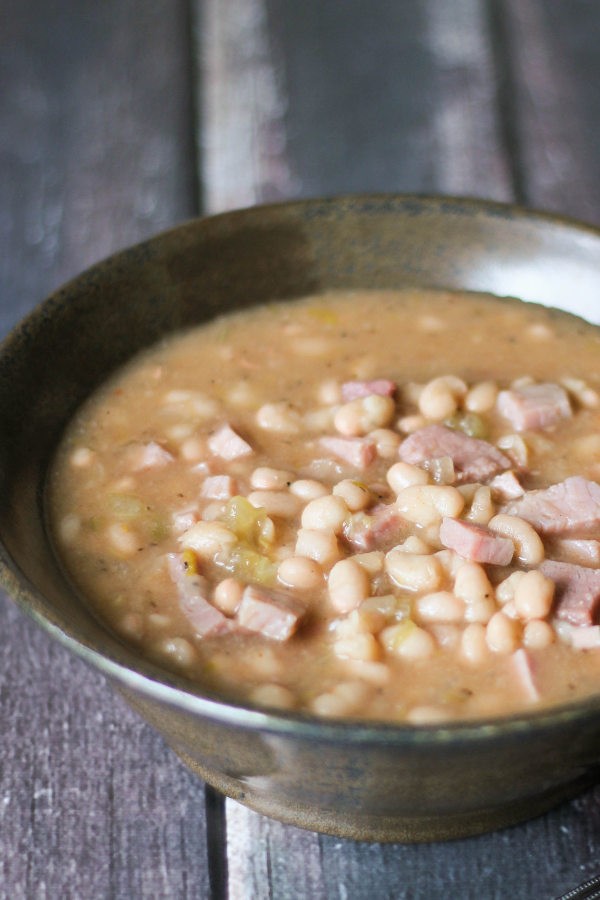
(2, 2), (600, 897)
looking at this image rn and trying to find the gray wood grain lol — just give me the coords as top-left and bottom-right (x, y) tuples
(0, 2), (209, 898)
(499, 0), (600, 224)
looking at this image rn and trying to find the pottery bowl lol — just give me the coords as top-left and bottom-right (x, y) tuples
(2, 195), (600, 843)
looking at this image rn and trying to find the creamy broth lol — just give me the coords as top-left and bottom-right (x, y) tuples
(48, 289), (600, 722)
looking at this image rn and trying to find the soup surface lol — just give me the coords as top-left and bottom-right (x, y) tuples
(49, 289), (600, 722)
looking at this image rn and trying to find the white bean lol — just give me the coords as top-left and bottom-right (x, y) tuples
(334, 633), (380, 662)
(118, 612), (144, 641)
(318, 379), (343, 405)
(386, 461), (430, 494)
(179, 521), (237, 558)
(418, 375), (467, 420)
(497, 433), (528, 467)
(350, 551), (383, 576)
(256, 401), (300, 433)
(334, 395), (395, 436)
(496, 571), (526, 605)
(397, 413), (427, 434)
(248, 490), (301, 518)
(396, 484), (464, 526)
(153, 637), (197, 669)
(486, 611), (521, 654)
(328, 558), (370, 613)
(513, 570), (554, 621)
(523, 619), (555, 649)
(213, 578), (244, 615)
(333, 479), (372, 511)
(454, 562), (494, 605)
(406, 706), (449, 724)
(466, 486), (495, 525)
(290, 479), (329, 500)
(249, 684), (296, 709)
(464, 597), (496, 624)
(396, 535), (433, 555)
(107, 523), (140, 556)
(460, 623), (489, 665)
(381, 622), (436, 660)
(385, 549), (444, 592)
(465, 380), (498, 413)
(488, 514), (544, 565)
(250, 467), (293, 490)
(59, 513), (80, 544)
(70, 446), (96, 468)
(415, 591), (465, 623)
(369, 428), (402, 458)
(311, 681), (370, 717)
(278, 555), (323, 590)
(295, 528), (341, 568)
(301, 495), (349, 533)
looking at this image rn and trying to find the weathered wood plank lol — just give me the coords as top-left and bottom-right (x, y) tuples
(0, 2), (209, 898)
(197, 0), (512, 214)
(498, 0), (600, 224)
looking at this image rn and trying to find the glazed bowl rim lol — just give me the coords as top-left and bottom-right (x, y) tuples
(3, 191), (600, 748)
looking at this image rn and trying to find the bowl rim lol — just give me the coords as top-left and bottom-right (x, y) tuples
(3, 191), (600, 747)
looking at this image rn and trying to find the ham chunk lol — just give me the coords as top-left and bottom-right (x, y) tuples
(399, 425), (510, 483)
(489, 470), (524, 501)
(236, 585), (305, 641)
(497, 383), (571, 432)
(200, 475), (237, 500)
(208, 424), (253, 461)
(546, 538), (600, 567)
(171, 508), (200, 534)
(128, 440), (174, 471)
(510, 649), (541, 702)
(540, 559), (600, 626)
(319, 435), (376, 470)
(570, 625), (600, 649)
(506, 476), (600, 536)
(168, 553), (232, 636)
(439, 517), (514, 566)
(343, 503), (403, 552)
(341, 379), (396, 401)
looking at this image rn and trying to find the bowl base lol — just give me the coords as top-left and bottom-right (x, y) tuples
(172, 744), (597, 843)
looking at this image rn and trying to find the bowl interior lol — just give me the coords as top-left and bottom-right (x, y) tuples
(2, 193), (600, 716)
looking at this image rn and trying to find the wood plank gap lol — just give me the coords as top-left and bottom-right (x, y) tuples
(204, 785), (229, 900)
(484, 0), (527, 204)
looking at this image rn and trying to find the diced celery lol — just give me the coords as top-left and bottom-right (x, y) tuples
(307, 307), (339, 326)
(390, 619), (418, 650)
(444, 412), (488, 439)
(223, 545), (277, 586)
(221, 496), (273, 551)
(107, 494), (146, 520)
(83, 516), (104, 532)
(149, 515), (170, 543)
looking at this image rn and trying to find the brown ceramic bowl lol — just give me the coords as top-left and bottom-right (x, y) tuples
(2, 195), (600, 843)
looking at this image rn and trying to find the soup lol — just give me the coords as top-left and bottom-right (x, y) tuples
(48, 289), (600, 722)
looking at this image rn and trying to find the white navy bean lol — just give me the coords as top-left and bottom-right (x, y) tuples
(250, 467), (293, 490)
(278, 555), (323, 590)
(301, 495), (349, 533)
(328, 558), (370, 613)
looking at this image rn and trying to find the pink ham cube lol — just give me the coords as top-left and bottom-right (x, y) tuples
(439, 517), (514, 566)
(208, 424), (253, 461)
